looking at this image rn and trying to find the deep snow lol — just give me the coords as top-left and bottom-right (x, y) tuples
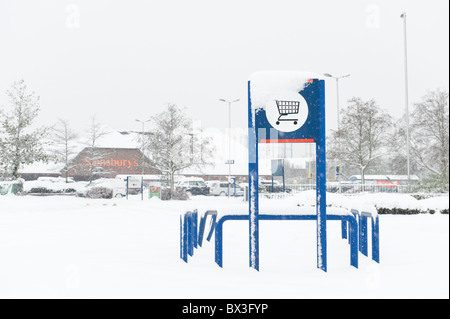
(0, 194), (448, 299)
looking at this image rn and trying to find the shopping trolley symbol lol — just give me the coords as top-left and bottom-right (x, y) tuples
(275, 100), (300, 125)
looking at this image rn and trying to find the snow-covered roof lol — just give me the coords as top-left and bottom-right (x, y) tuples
(94, 130), (140, 149)
(249, 70), (323, 111)
(21, 161), (65, 174)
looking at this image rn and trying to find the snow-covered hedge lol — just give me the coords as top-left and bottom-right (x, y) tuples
(291, 191), (449, 215)
(85, 187), (113, 199)
(23, 180), (87, 195)
(28, 187), (77, 194)
(376, 207), (438, 215)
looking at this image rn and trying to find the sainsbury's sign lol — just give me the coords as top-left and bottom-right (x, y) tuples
(85, 158), (139, 169)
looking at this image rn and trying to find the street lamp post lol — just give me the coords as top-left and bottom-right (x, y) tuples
(401, 12), (411, 187)
(219, 98), (240, 198)
(324, 73), (351, 193)
(323, 73), (351, 129)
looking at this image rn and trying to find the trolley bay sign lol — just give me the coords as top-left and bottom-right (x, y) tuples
(253, 77), (321, 141)
(180, 71), (379, 272)
(248, 71), (328, 271)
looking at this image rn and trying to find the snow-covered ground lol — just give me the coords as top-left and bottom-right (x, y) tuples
(0, 193), (448, 299)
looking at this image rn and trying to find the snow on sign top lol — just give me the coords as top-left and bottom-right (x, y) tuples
(249, 71), (323, 111)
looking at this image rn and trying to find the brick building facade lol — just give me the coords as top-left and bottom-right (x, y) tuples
(67, 147), (159, 181)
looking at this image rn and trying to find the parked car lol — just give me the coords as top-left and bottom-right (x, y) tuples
(206, 181), (245, 197)
(175, 178), (209, 196)
(208, 181), (231, 196)
(77, 178), (127, 198)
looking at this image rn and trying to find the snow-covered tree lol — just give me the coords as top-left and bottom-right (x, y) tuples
(51, 118), (79, 183)
(410, 89), (449, 190)
(0, 80), (49, 180)
(144, 103), (214, 191)
(389, 89), (449, 191)
(327, 97), (393, 184)
(84, 115), (110, 183)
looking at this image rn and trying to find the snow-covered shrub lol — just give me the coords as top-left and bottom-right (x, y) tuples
(160, 188), (171, 201)
(160, 188), (189, 201)
(29, 187), (53, 194)
(85, 187), (113, 199)
(173, 188), (190, 200)
(416, 176), (449, 194)
(377, 207), (438, 215)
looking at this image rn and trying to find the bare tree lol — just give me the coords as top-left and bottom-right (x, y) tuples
(327, 97), (393, 184)
(144, 103), (214, 191)
(84, 115), (109, 183)
(410, 89), (449, 189)
(52, 118), (79, 182)
(0, 80), (49, 179)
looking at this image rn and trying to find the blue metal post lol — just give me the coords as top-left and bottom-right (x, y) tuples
(126, 176), (129, 200)
(192, 210), (198, 249)
(181, 214), (188, 263)
(215, 218), (224, 267)
(206, 214), (217, 242)
(372, 215), (380, 263)
(359, 215), (368, 257)
(341, 220), (348, 240)
(316, 80), (327, 272)
(187, 212), (194, 257)
(141, 176), (144, 201)
(344, 215), (359, 269)
(198, 214), (207, 247)
(248, 81), (260, 271)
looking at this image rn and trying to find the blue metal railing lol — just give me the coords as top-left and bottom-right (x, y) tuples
(180, 208), (380, 270)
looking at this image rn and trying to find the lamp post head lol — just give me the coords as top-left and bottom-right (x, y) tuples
(220, 98), (240, 103)
(324, 73), (351, 79)
(136, 119), (151, 124)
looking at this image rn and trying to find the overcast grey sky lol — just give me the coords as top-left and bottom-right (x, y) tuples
(0, 0), (448, 134)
